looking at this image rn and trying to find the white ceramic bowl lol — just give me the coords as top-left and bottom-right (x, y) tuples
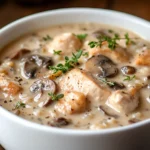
(0, 8), (150, 150)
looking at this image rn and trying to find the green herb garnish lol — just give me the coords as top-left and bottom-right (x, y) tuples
(48, 93), (64, 101)
(124, 33), (130, 45)
(43, 35), (52, 41)
(15, 102), (26, 109)
(76, 34), (88, 40)
(99, 78), (115, 86)
(123, 75), (136, 81)
(108, 29), (114, 33)
(88, 34), (119, 50)
(88, 33), (135, 50)
(53, 50), (62, 55)
(88, 41), (100, 48)
(49, 50), (83, 73)
(82, 52), (89, 57)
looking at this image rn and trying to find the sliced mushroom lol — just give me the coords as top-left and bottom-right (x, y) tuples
(121, 66), (136, 75)
(38, 97), (53, 107)
(23, 61), (37, 79)
(21, 55), (53, 79)
(11, 49), (31, 59)
(42, 98), (53, 107)
(99, 105), (119, 118)
(109, 82), (125, 90)
(85, 55), (118, 78)
(92, 29), (111, 39)
(48, 117), (70, 127)
(128, 118), (140, 124)
(29, 55), (53, 69)
(30, 78), (56, 93)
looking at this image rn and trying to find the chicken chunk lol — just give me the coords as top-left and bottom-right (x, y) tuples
(87, 42), (129, 63)
(48, 33), (82, 56)
(106, 90), (139, 114)
(0, 73), (21, 95)
(59, 68), (111, 103)
(55, 91), (86, 115)
(135, 49), (150, 66)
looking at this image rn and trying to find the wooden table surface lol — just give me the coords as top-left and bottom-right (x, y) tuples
(0, 0), (150, 28)
(0, 0), (149, 149)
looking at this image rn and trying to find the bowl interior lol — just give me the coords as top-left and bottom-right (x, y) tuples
(0, 8), (150, 134)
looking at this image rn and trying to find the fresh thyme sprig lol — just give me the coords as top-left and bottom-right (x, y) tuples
(82, 52), (89, 57)
(76, 34), (88, 40)
(53, 50), (62, 55)
(15, 101), (26, 109)
(123, 75), (136, 81)
(99, 78), (115, 86)
(43, 35), (52, 41)
(48, 93), (64, 101)
(88, 33), (135, 50)
(49, 50), (83, 73)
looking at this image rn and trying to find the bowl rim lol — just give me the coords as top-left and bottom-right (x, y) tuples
(0, 7), (150, 135)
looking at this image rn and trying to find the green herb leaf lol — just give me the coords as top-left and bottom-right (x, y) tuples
(53, 50), (62, 55)
(124, 33), (130, 45)
(99, 78), (115, 86)
(88, 33), (135, 50)
(108, 29), (114, 33)
(48, 93), (64, 101)
(123, 75), (136, 81)
(88, 35), (119, 50)
(49, 50), (83, 74)
(15, 101), (26, 109)
(82, 52), (89, 57)
(88, 41), (101, 48)
(43, 35), (52, 41)
(76, 34), (88, 40)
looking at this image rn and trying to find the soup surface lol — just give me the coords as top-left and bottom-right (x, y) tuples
(0, 23), (150, 129)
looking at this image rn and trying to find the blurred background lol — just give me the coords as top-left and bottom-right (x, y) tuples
(0, 0), (149, 28)
(0, 0), (149, 149)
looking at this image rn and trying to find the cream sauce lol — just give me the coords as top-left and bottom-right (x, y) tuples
(0, 23), (150, 129)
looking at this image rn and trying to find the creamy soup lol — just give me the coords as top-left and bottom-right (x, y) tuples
(0, 23), (150, 129)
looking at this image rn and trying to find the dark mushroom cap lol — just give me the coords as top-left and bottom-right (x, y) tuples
(85, 55), (118, 78)
(92, 29), (111, 39)
(48, 117), (70, 127)
(30, 78), (56, 93)
(121, 66), (136, 75)
(22, 55), (53, 79)
(10, 49), (31, 59)
(109, 82), (125, 90)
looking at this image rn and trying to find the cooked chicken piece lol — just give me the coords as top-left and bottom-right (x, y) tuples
(135, 49), (150, 66)
(59, 68), (111, 102)
(48, 33), (82, 56)
(106, 90), (139, 114)
(87, 41), (129, 63)
(55, 91), (86, 115)
(0, 73), (21, 95)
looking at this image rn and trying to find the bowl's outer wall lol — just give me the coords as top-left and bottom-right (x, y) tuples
(1, 113), (150, 150)
(0, 8), (150, 150)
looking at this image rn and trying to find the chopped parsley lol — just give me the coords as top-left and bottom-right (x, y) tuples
(49, 50), (83, 73)
(48, 93), (64, 101)
(43, 35), (52, 41)
(99, 78), (115, 86)
(76, 34), (88, 40)
(123, 75), (136, 81)
(15, 101), (26, 109)
(53, 50), (62, 55)
(88, 33), (134, 50)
